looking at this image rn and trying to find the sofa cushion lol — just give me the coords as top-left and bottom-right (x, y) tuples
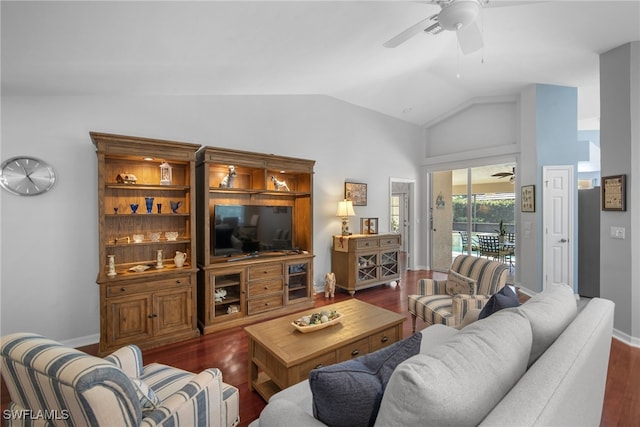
(516, 283), (578, 366)
(478, 285), (520, 319)
(446, 270), (476, 296)
(375, 310), (532, 427)
(309, 332), (422, 427)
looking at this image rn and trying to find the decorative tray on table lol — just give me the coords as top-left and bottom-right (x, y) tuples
(292, 310), (343, 333)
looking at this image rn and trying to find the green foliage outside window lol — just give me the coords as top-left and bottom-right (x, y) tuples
(452, 196), (515, 224)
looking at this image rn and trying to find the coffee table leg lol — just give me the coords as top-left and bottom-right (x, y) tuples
(248, 338), (257, 391)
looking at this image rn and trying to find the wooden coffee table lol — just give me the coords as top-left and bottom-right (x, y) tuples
(245, 298), (406, 401)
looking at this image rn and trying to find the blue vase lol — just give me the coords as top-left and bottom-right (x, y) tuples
(145, 197), (154, 214)
(170, 200), (182, 213)
(130, 203), (139, 214)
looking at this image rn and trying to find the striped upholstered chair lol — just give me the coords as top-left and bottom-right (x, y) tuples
(1, 333), (240, 427)
(407, 255), (509, 332)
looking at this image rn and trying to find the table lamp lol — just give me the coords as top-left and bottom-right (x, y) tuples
(336, 199), (356, 236)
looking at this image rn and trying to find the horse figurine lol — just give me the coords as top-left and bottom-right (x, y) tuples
(219, 165), (237, 188)
(271, 175), (290, 191)
(324, 272), (336, 298)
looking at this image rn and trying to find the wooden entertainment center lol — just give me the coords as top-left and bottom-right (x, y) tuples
(93, 133), (316, 353)
(195, 147), (315, 334)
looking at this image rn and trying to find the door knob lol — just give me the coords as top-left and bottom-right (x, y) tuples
(559, 238), (568, 243)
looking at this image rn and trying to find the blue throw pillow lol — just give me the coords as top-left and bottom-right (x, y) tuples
(478, 285), (520, 319)
(309, 332), (422, 427)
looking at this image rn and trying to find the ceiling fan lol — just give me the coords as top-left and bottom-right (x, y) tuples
(383, 0), (514, 54)
(492, 166), (516, 183)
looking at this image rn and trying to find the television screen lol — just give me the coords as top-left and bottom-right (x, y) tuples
(211, 204), (293, 256)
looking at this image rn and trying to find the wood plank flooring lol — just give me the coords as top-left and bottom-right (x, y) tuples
(2, 263), (638, 426)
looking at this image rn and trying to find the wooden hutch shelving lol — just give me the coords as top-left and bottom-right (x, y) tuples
(92, 132), (200, 355)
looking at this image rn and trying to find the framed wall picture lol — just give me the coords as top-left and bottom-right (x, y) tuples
(602, 174), (626, 211)
(521, 185), (535, 212)
(360, 217), (378, 235)
(345, 181), (367, 206)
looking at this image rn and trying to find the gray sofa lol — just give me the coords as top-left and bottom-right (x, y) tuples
(250, 284), (614, 427)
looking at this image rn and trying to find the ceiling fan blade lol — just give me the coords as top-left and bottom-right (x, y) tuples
(457, 21), (483, 55)
(383, 15), (437, 48)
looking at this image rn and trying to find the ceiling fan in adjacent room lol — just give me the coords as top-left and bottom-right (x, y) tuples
(383, 0), (522, 54)
(492, 166), (516, 183)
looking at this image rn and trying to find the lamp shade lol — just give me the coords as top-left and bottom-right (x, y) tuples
(336, 199), (355, 217)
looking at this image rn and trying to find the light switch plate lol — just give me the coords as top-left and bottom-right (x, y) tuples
(610, 226), (625, 239)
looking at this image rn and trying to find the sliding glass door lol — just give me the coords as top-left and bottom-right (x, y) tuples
(431, 163), (516, 272)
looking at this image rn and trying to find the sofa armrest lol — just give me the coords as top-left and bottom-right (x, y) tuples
(416, 278), (448, 296)
(451, 294), (491, 325)
(254, 399), (328, 427)
(141, 368), (238, 427)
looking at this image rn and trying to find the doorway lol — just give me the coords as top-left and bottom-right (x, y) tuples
(430, 162), (516, 274)
(390, 178), (415, 270)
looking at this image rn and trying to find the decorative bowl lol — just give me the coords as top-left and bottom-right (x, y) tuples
(129, 265), (150, 273)
(149, 232), (161, 242)
(132, 234), (144, 243)
(165, 231), (179, 241)
(292, 311), (343, 333)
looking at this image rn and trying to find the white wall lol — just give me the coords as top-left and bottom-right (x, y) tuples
(599, 42), (640, 343)
(0, 94), (422, 344)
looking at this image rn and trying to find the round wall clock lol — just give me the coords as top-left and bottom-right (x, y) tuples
(0, 156), (56, 196)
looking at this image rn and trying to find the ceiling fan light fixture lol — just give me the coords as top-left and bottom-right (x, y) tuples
(437, 0), (481, 31)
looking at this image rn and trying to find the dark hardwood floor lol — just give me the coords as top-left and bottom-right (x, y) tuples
(2, 261), (638, 426)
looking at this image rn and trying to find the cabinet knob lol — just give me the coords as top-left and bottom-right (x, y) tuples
(381, 336), (389, 343)
(147, 313), (158, 318)
(176, 280), (181, 284)
(263, 270), (268, 275)
(314, 364), (324, 369)
(264, 302), (269, 306)
(351, 349), (359, 356)
(120, 288), (126, 292)
(264, 286), (268, 290)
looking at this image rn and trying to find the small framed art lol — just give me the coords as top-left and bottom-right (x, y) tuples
(345, 181), (367, 206)
(521, 185), (535, 212)
(360, 217), (378, 235)
(602, 174), (626, 211)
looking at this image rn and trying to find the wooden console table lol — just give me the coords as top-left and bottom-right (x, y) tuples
(245, 298), (406, 401)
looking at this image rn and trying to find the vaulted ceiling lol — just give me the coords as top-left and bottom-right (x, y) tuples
(2, 1), (639, 128)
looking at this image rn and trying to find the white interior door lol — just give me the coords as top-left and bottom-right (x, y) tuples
(542, 165), (574, 289)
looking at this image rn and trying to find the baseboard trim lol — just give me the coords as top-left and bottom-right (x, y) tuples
(61, 333), (99, 349)
(612, 329), (640, 349)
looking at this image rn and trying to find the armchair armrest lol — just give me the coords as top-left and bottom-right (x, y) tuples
(141, 368), (236, 427)
(416, 278), (448, 296)
(104, 344), (144, 378)
(451, 294), (492, 325)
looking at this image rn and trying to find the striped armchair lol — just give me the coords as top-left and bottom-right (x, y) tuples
(408, 255), (508, 331)
(1, 333), (240, 427)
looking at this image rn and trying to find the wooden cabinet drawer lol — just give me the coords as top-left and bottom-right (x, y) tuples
(355, 239), (379, 250)
(248, 294), (283, 315)
(248, 264), (283, 281)
(379, 235), (401, 247)
(248, 279), (284, 297)
(295, 352), (337, 383)
(370, 326), (399, 352)
(107, 276), (191, 297)
(336, 337), (370, 362)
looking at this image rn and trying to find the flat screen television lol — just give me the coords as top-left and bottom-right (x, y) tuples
(211, 204), (293, 256)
